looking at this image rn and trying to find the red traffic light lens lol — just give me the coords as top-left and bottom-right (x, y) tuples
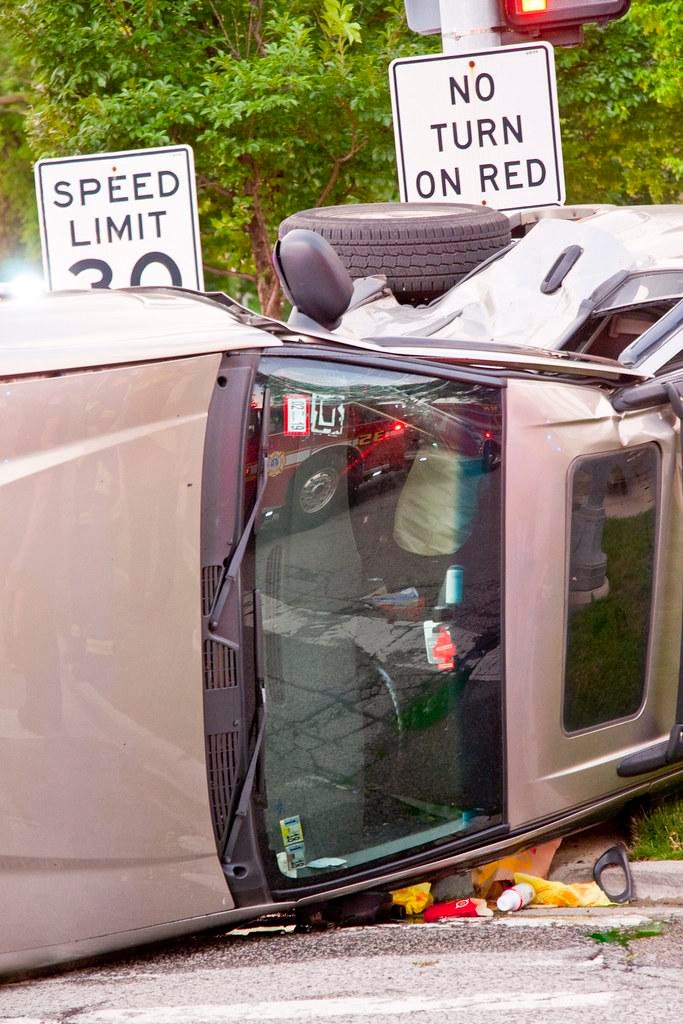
(503, 0), (631, 28)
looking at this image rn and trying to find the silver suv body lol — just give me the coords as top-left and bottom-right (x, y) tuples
(1, 202), (682, 975)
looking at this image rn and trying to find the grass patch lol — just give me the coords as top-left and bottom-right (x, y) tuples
(564, 509), (655, 732)
(630, 793), (683, 860)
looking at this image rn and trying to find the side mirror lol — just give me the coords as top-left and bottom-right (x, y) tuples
(273, 229), (353, 331)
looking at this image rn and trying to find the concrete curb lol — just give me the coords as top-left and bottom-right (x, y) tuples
(500, 904), (683, 926)
(631, 860), (683, 904)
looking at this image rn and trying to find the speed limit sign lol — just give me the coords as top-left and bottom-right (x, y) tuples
(35, 145), (204, 292)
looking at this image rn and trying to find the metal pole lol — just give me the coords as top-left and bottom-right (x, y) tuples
(438, 0), (503, 53)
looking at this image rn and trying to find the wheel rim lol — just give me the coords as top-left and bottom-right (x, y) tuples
(298, 466), (339, 515)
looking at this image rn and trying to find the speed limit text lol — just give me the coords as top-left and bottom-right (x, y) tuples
(49, 170), (179, 247)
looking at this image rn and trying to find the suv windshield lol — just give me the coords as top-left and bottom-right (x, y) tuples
(250, 357), (504, 885)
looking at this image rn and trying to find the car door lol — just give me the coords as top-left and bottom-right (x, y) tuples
(504, 372), (683, 833)
(200, 347), (508, 905)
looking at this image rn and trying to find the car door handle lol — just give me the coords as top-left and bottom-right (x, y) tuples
(617, 724), (683, 777)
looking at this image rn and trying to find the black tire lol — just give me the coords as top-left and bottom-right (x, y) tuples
(278, 202), (511, 305)
(291, 449), (349, 530)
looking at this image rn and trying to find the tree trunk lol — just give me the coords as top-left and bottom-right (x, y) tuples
(243, 156), (282, 319)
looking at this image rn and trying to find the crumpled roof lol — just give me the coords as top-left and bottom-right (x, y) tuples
(338, 205), (683, 351)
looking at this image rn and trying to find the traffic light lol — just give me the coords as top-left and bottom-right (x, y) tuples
(502, 0), (630, 30)
(402, 0), (631, 45)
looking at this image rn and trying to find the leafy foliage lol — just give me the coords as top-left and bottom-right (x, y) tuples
(1, 0), (429, 310)
(556, 1), (683, 203)
(0, 36), (35, 271)
(0, 2), (679, 306)
(590, 923), (665, 946)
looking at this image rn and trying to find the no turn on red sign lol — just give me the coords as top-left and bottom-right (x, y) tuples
(35, 145), (204, 291)
(389, 43), (565, 211)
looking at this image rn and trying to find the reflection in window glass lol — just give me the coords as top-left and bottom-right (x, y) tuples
(250, 358), (503, 885)
(564, 445), (658, 732)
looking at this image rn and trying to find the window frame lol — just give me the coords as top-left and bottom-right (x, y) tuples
(245, 345), (510, 899)
(560, 441), (662, 736)
(596, 270), (683, 316)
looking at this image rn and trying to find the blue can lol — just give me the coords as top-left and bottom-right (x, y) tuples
(446, 565), (464, 605)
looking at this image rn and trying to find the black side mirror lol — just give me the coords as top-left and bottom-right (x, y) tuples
(273, 229), (353, 331)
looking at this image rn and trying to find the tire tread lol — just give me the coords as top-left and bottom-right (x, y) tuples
(279, 202), (511, 304)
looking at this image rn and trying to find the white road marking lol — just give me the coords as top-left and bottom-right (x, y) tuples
(57, 991), (615, 1023)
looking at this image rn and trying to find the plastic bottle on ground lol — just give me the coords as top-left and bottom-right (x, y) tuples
(496, 882), (534, 912)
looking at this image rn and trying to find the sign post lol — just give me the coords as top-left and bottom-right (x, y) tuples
(390, 43), (565, 210)
(35, 145), (204, 292)
(438, 0), (502, 52)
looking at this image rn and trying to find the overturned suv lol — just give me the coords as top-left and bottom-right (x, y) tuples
(2, 200), (683, 975)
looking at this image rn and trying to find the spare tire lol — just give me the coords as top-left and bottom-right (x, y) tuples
(278, 202), (511, 305)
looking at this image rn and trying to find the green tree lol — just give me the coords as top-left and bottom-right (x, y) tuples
(1, 0), (425, 313)
(0, 36), (35, 274)
(0, 2), (679, 303)
(556, 0), (683, 203)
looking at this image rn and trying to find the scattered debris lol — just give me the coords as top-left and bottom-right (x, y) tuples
(292, 833), (639, 933)
(390, 882), (433, 916)
(592, 844), (634, 903)
(424, 898), (493, 920)
(512, 872), (613, 908)
(496, 882), (534, 912)
(472, 839), (562, 900)
(590, 921), (665, 947)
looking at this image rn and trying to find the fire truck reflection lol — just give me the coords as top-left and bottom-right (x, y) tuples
(245, 388), (501, 531)
(245, 397), (418, 529)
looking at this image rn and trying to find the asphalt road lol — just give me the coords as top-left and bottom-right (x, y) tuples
(3, 908), (683, 1024)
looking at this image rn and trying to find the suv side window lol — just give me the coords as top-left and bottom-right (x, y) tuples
(563, 445), (659, 732)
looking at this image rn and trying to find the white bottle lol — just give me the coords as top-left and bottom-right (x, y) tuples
(496, 882), (534, 912)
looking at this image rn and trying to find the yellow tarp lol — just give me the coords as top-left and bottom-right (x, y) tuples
(514, 872), (613, 908)
(390, 882), (433, 915)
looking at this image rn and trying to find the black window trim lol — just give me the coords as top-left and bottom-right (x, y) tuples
(260, 344), (507, 391)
